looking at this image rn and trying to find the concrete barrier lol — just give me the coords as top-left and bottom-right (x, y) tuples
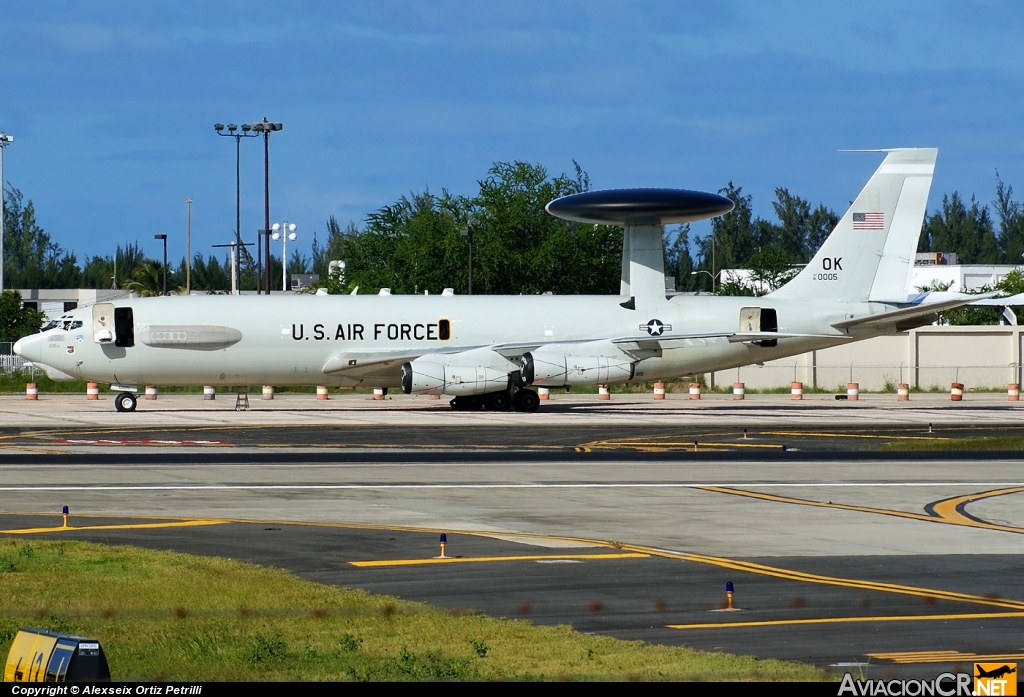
(653, 382), (665, 400)
(373, 388), (385, 400)
(688, 383), (701, 400)
(203, 385), (215, 400)
(791, 382), (803, 400)
(897, 383), (910, 401)
(951, 382), (964, 401)
(598, 384), (611, 400)
(733, 382), (745, 400)
(145, 386), (157, 400)
(1009, 383), (1019, 402)
(316, 385), (329, 400)
(87, 382), (99, 400)
(262, 385), (274, 400)
(538, 387), (550, 401)
(26, 382), (37, 400)
(847, 382), (859, 401)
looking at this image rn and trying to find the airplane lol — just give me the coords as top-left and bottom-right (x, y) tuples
(14, 147), (994, 413)
(976, 665), (1016, 680)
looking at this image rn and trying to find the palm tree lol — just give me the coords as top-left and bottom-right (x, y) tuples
(123, 260), (165, 297)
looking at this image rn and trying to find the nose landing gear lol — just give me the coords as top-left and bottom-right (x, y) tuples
(114, 392), (138, 412)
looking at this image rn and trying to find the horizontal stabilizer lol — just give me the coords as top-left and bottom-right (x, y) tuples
(966, 292), (1024, 307)
(831, 293), (998, 329)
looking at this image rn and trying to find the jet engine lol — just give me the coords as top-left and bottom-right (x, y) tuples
(521, 350), (634, 387)
(401, 357), (511, 396)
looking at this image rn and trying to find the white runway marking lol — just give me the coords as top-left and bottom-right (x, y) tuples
(2, 482), (1024, 492)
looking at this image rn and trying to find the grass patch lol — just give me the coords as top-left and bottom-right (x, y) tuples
(0, 539), (827, 681)
(882, 436), (1024, 451)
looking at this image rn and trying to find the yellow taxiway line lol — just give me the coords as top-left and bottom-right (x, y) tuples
(760, 430), (949, 441)
(0, 519), (229, 534)
(351, 552), (649, 567)
(668, 610), (1024, 630)
(869, 650), (1024, 664)
(696, 485), (1024, 536)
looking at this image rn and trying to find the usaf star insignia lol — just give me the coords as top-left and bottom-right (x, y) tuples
(639, 319), (671, 336)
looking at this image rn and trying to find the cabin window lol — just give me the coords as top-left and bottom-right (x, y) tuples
(438, 318), (451, 341)
(114, 307), (135, 347)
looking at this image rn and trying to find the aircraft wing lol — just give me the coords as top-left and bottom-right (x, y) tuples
(832, 292), (999, 329)
(322, 346), (485, 375)
(612, 332), (850, 345)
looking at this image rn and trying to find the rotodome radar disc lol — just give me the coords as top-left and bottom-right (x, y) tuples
(545, 188), (734, 226)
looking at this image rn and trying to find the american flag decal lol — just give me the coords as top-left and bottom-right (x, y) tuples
(852, 212), (884, 230)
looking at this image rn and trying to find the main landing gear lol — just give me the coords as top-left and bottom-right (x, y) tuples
(114, 392), (138, 412)
(450, 389), (540, 413)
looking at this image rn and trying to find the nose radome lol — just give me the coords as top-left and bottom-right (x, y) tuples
(13, 334), (41, 362)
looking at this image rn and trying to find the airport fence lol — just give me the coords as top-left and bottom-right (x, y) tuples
(0, 342), (27, 375)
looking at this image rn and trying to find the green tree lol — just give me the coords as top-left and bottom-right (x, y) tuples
(123, 260), (166, 297)
(189, 254), (231, 293)
(663, 225), (695, 291)
(695, 183), (756, 290)
(995, 173), (1024, 264)
(919, 192), (999, 263)
(2, 187), (80, 288)
(0, 290), (45, 342)
(326, 161), (620, 296)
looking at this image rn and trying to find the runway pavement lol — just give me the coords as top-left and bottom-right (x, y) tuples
(1, 395), (1023, 679)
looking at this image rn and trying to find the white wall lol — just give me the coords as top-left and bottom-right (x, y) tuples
(712, 326), (1023, 390)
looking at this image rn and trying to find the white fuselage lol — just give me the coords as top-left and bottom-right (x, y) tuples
(16, 292), (884, 390)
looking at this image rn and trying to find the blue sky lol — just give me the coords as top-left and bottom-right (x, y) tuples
(2, 1), (1023, 265)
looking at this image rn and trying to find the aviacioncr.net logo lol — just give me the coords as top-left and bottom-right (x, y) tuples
(838, 672), (973, 696)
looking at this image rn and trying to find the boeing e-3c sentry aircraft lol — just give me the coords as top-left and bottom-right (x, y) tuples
(15, 148), (984, 413)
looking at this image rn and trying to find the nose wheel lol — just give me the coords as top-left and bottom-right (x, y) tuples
(114, 392), (138, 412)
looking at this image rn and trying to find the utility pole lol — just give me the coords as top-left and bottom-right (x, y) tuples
(214, 123), (257, 291)
(0, 132), (13, 293)
(186, 198), (192, 295)
(154, 234), (168, 296)
(250, 118), (282, 294)
(461, 227), (474, 295)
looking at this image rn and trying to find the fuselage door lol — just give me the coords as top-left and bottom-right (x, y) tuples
(740, 306), (778, 347)
(92, 304), (114, 343)
(113, 307), (135, 348)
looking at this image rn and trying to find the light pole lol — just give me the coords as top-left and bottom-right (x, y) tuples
(0, 131), (13, 293)
(251, 118), (283, 294)
(271, 222), (296, 291)
(185, 198), (192, 295)
(214, 123), (258, 291)
(154, 234), (168, 296)
(460, 227), (473, 295)
(691, 270), (721, 293)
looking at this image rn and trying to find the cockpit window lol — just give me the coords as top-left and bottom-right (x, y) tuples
(41, 320), (59, 332)
(70, 320), (83, 329)
(62, 320), (72, 330)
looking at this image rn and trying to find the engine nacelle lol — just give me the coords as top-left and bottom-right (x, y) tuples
(521, 351), (634, 387)
(401, 358), (511, 396)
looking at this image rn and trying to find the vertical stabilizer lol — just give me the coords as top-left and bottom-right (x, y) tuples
(770, 148), (936, 302)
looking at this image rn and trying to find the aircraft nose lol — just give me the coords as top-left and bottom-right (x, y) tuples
(13, 333), (42, 362)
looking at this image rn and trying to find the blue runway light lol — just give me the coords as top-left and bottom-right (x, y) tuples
(726, 581), (734, 593)
(62, 506), (69, 515)
(440, 533), (447, 544)
(782, 445), (787, 452)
